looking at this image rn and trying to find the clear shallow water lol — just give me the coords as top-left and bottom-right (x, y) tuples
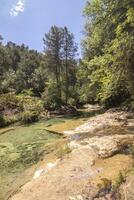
(0, 121), (62, 200)
(0, 111), (95, 200)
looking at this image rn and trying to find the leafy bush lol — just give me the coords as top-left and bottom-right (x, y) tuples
(21, 89), (35, 97)
(4, 116), (18, 126)
(18, 94), (44, 112)
(0, 93), (47, 126)
(42, 93), (61, 110)
(0, 93), (22, 110)
(42, 79), (63, 110)
(20, 111), (39, 124)
(68, 98), (77, 107)
(0, 114), (6, 127)
(0, 114), (17, 127)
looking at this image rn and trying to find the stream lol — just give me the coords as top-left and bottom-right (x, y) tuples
(0, 121), (62, 200)
(0, 109), (93, 200)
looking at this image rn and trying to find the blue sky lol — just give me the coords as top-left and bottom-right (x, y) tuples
(0, 0), (86, 53)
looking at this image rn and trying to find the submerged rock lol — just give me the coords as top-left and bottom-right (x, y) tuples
(9, 153), (20, 161)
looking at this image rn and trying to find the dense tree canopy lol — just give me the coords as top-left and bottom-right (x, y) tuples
(43, 26), (77, 106)
(0, 41), (47, 95)
(0, 26), (78, 110)
(78, 0), (134, 107)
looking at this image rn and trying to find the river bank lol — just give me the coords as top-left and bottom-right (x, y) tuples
(9, 106), (134, 200)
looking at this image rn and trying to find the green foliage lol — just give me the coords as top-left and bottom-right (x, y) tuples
(0, 93), (45, 126)
(68, 98), (76, 107)
(0, 26), (78, 115)
(1, 0), (133, 112)
(18, 94), (44, 113)
(0, 93), (44, 112)
(0, 93), (21, 110)
(20, 111), (39, 124)
(43, 26), (77, 105)
(130, 145), (134, 158)
(78, 0), (134, 107)
(42, 79), (62, 110)
(0, 114), (17, 128)
(0, 42), (47, 95)
(3, 116), (18, 126)
(113, 172), (125, 191)
(21, 89), (35, 96)
(0, 114), (6, 127)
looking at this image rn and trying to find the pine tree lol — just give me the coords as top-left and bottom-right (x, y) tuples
(62, 27), (77, 104)
(43, 26), (63, 101)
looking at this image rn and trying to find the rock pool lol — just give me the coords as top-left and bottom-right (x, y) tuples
(0, 121), (62, 200)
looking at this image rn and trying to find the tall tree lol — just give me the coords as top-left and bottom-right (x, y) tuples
(0, 37), (11, 93)
(0, 35), (3, 45)
(43, 26), (63, 101)
(63, 27), (77, 104)
(6, 42), (21, 72)
(16, 49), (42, 93)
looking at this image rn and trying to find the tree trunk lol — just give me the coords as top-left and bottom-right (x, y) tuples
(65, 50), (68, 105)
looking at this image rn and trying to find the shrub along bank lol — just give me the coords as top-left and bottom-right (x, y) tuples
(0, 93), (45, 127)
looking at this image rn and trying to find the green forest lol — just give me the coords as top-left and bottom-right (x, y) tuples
(0, 0), (134, 127)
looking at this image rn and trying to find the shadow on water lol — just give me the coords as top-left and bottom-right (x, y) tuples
(55, 107), (105, 120)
